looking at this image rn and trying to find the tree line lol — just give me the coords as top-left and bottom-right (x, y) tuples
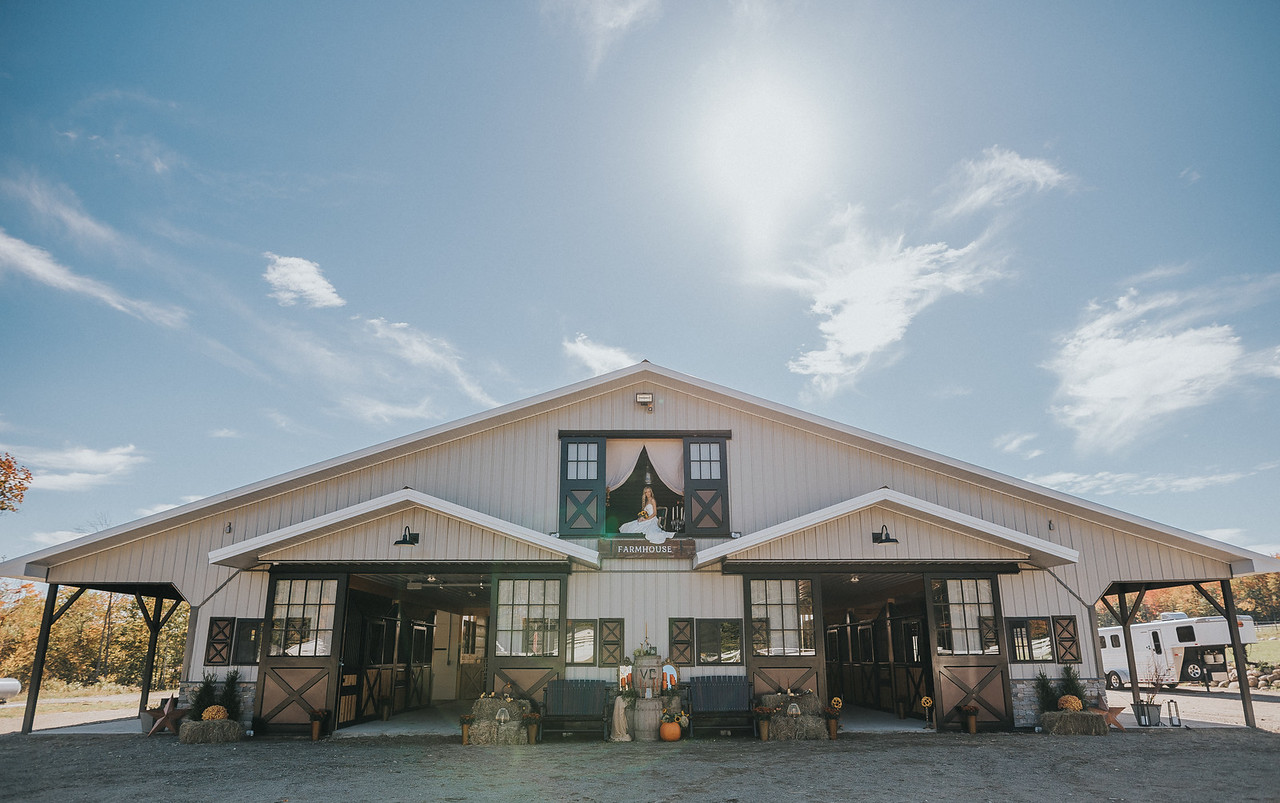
(0, 583), (187, 689)
(1094, 565), (1280, 627)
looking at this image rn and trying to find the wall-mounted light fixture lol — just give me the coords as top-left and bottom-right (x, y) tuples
(394, 525), (420, 546)
(224, 522), (233, 534)
(1048, 520), (1055, 531)
(871, 524), (898, 545)
(635, 392), (654, 405)
(849, 574), (860, 583)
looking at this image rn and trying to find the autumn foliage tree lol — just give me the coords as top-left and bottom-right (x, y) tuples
(0, 583), (188, 689)
(1095, 562), (1280, 626)
(1, 452), (33, 513)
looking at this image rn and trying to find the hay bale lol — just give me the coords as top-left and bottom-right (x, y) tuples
(179, 719), (245, 744)
(1040, 711), (1107, 736)
(468, 698), (531, 745)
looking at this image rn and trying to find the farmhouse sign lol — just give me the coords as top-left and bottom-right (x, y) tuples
(601, 539), (696, 559)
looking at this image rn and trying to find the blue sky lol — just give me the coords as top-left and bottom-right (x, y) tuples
(2, 1), (1278, 565)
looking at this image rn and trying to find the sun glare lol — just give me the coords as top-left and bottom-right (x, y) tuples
(699, 73), (832, 261)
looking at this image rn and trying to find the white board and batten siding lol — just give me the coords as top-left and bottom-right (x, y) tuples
(566, 560), (744, 681)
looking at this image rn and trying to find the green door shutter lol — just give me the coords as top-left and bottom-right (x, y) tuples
(559, 438), (606, 535)
(683, 437), (729, 535)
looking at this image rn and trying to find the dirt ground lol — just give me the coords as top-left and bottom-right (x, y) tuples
(1, 727), (1278, 803)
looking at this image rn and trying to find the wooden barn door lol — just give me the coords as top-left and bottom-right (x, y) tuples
(744, 577), (826, 700)
(924, 575), (1011, 730)
(257, 574), (346, 733)
(487, 576), (567, 708)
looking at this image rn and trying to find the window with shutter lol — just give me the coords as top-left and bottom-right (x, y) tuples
(559, 438), (606, 535)
(683, 437), (729, 535)
(205, 617), (234, 666)
(1053, 616), (1081, 663)
(599, 618), (625, 667)
(669, 618), (694, 666)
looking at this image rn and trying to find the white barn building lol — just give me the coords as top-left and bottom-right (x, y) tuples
(4, 363), (1276, 733)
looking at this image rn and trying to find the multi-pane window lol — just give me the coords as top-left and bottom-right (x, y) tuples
(1009, 616), (1080, 663)
(495, 579), (560, 657)
(565, 442), (598, 481)
(269, 578), (338, 657)
(749, 579), (817, 656)
(931, 578), (999, 656)
(566, 619), (597, 665)
(688, 442), (721, 480)
(232, 619), (263, 665)
(1008, 617), (1053, 662)
(697, 618), (743, 665)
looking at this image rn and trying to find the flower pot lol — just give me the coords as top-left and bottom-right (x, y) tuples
(461, 723), (470, 745)
(826, 719), (838, 740)
(1132, 702), (1162, 727)
(758, 720), (769, 741)
(964, 713), (977, 735)
(527, 724), (539, 744)
(311, 720), (321, 742)
(660, 721), (681, 741)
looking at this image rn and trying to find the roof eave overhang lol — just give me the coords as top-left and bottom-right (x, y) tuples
(694, 488), (1080, 570)
(208, 488), (600, 570)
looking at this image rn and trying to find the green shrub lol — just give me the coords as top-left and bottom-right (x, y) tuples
(1058, 665), (1088, 702)
(189, 672), (218, 722)
(218, 669), (242, 722)
(1034, 670), (1058, 713)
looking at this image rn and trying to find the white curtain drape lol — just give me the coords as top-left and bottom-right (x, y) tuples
(604, 439), (685, 495)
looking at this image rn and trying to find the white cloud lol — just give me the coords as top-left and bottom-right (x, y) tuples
(1046, 281), (1280, 452)
(941, 146), (1069, 218)
(31, 530), (81, 546)
(994, 432), (1044, 460)
(563, 333), (637, 376)
(339, 395), (439, 425)
(783, 205), (1005, 394)
(208, 428), (240, 439)
(0, 229), (187, 327)
(134, 495), (203, 518)
(1, 443), (147, 492)
(262, 252), (346, 308)
(0, 175), (125, 252)
(544, 0), (661, 76)
(364, 317), (498, 408)
(1025, 469), (1250, 496)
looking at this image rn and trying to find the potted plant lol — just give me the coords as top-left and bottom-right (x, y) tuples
(1132, 664), (1168, 726)
(753, 706), (778, 741)
(822, 697), (843, 740)
(459, 713), (474, 745)
(308, 708), (330, 742)
(522, 711), (541, 744)
(958, 703), (979, 734)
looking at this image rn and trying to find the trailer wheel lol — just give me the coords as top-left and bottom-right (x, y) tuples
(1106, 671), (1124, 690)
(1183, 662), (1205, 682)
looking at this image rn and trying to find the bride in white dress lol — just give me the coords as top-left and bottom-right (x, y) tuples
(619, 486), (669, 544)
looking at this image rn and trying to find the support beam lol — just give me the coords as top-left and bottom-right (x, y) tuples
(1116, 588), (1147, 709)
(135, 595), (180, 715)
(1221, 580), (1257, 729)
(20, 584), (59, 735)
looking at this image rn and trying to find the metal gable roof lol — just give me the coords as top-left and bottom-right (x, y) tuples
(694, 487), (1081, 569)
(207, 488), (600, 570)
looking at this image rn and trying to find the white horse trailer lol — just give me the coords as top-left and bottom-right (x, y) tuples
(1098, 612), (1258, 689)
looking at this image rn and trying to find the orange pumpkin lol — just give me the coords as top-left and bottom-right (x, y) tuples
(659, 721), (681, 741)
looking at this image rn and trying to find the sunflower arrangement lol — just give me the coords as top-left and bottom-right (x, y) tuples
(822, 696), (844, 720)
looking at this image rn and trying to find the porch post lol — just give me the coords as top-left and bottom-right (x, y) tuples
(1117, 591), (1144, 709)
(1221, 580), (1257, 729)
(136, 595), (159, 714)
(20, 584), (59, 735)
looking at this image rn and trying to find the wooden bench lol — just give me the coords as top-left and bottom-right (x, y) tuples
(686, 676), (754, 737)
(540, 679), (608, 741)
